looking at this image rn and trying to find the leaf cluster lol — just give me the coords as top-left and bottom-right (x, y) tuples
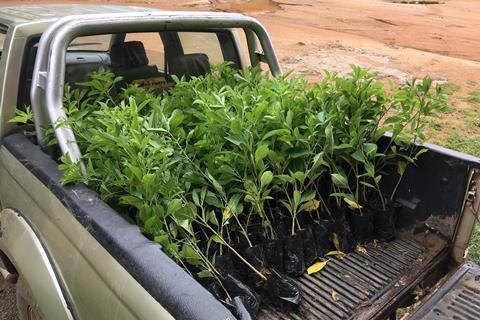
(20, 64), (446, 296)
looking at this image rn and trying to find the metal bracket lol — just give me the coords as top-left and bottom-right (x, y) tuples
(30, 11), (282, 166)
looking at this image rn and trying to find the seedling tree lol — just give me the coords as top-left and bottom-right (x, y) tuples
(11, 63), (445, 306)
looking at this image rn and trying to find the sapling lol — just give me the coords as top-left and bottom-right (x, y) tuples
(381, 77), (447, 201)
(15, 63), (449, 313)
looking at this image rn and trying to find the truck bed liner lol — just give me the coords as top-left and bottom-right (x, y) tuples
(258, 233), (446, 320)
(410, 262), (480, 320)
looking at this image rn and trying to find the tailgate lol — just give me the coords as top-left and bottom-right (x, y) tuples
(409, 262), (480, 320)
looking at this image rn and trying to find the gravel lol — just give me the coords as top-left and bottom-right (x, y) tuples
(0, 261), (17, 320)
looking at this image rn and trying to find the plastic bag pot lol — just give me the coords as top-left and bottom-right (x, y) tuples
(348, 208), (375, 244)
(283, 233), (305, 276)
(311, 219), (332, 257)
(373, 202), (397, 241)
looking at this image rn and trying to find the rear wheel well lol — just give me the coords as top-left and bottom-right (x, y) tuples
(0, 249), (18, 277)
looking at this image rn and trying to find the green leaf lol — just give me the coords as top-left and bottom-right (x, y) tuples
(154, 234), (170, 247)
(223, 208), (233, 223)
(168, 109), (184, 129)
(177, 219), (192, 234)
(384, 116), (402, 124)
(208, 211), (219, 226)
(197, 270), (213, 278)
(299, 199), (320, 212)
(414, 148), (428, 159)
(293, 171), (305, 184)
(351, 150), (365, 163)
(206, 170), (224, 197)
(286, 110), (294, 128)
(365, 162), (375, 177)
(359, 181), (375, 189)
(397, 161), (407, 176)
(300, 190), (316, 203)
(167, 199), (183, 215)
(331, 173), (349, 189)
(180, 244), (201, 265)
(255, 144), (270, 164)
(363, 143), (378, 158)
(141, 173), (155, 188)
(144, 215), (158, 231)
(192, 190), (200, 207)
(262, 129), (291, 141)
(293, 190), (301, 207)
(260, 171), (274, 188)
(211, 234), (223, 244)
(325, 123), (334, 154)
(225, 134), (244, 146)
(205, 192), (223, 208)
(343, 196), (362, 209)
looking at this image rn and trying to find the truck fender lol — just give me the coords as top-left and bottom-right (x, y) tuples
(0, 208), (75, 320)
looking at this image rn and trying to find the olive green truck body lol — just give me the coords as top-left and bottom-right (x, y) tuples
(0, 4), (479, 320)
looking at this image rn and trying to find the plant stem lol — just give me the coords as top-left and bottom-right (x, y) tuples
(390, 166), (406, 201)
(202, 222), (267, 281)
(221, 240), (267, 281)
(188, 239), (232, 301)
(291, 213), (296, 236)
(233, 213), (253, 247)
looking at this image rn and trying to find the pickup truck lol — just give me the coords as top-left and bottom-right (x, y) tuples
(0, 4), (479, 320)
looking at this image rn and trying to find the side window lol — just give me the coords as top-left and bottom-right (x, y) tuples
(177, 32), (224, 64)
(0, 29), (6, 65)
(124, 32), (165, 70)
(69, 34), (110, 52)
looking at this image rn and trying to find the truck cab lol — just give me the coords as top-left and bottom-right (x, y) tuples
(0, 4), (479, 320)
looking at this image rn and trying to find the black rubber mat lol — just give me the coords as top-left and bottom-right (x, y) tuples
(410, 262), (480, 320)
(258, 238), (425, 320)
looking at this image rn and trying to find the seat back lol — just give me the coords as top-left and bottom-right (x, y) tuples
(168, 53), (211, 79)
(110, 41), (161, 83)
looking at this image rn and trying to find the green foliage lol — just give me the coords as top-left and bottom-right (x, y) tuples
(438, 82), (460, 96)
(32, 64), (445, 295)
(9, 107), (33, 124)
(447, 133), (480, 157)
(464, 90), (480, 105)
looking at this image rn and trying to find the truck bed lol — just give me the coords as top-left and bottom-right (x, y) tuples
(258, 232), (447, 320)
(4, 132), (479, 320)
(409, 262), (480, 320)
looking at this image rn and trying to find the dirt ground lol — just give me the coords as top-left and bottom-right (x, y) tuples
(0, 261), (16, 320)
(3, 0), (479, 146)
(0, 0), (479, 317)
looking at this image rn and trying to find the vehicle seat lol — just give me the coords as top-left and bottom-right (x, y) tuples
(110, 41), (162, 84)
(168, 53), (211, 79)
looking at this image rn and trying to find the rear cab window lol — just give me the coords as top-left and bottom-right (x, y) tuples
(178, 32), (225, 65)
(68, 34), (111, 52)
(0, 25), (7, 71)
(17, 29), (243, 112)
(0, 32), (5, 59)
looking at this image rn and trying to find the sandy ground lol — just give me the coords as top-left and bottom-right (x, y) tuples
(2, 0), (478, 145)
(0, 0), (479, 317)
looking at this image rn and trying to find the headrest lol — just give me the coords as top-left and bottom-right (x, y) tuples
(169, 53), (211, 79)
(110, 41), (149, 68)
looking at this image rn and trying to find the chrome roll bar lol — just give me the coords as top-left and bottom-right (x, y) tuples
(31, 11), (282, 165)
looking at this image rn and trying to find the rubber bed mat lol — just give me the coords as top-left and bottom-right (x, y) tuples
(409, 262), (480, 320)
(258, 233), (445, 320)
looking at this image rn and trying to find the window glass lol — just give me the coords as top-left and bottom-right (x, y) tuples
(0, 29), (6, 76)
(178, 32), (224, 64)
(69, 34), (111, 52)
(0, 32), (5, 59)
(125, 32), (165, 69)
